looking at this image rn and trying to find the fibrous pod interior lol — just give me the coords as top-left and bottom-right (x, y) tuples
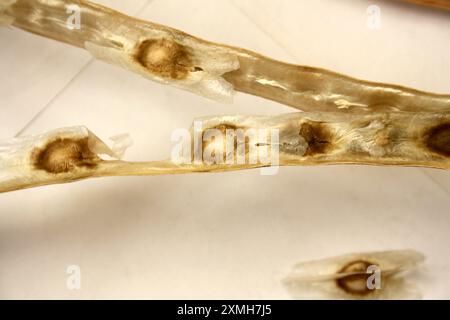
(0, 111), (449, 193)
(196, 111), (450, 169)
(0, 126), (114, 192)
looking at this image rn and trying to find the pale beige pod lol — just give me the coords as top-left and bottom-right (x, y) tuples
(1, 0), (449, 112)
(1, 111), (449, 193)
(283, 250), (425, 300)
(0, 125), (261, 193)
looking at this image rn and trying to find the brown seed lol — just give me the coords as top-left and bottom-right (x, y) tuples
(299, 121), (333, 156)
(336, 260), (374, 296)
(32, 138), (100, 174)
(424, 123), (450, 157)
(135, 38), (193, 80)
(202, 124), (241, 163)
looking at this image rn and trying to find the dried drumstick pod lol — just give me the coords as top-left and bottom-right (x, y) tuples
(0, 125), (259, 193)
(1, 0), (449, 112)
(1, 111), (449, 193)
(283, 250), (425, 300)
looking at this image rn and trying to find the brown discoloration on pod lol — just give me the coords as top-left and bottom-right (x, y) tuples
(32, 138), (101, 174)
(424, 123), (450, 157)
(208, 123), (240, 134)
(299, 121), (333, 156)
(336, 260), (374, 296)
(135, 38), (196, 80)
(202, 123), (241, 163)
(202, 123), (241, 150)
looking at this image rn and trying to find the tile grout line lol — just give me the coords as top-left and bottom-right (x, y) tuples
(15, 0), (154, 137)
(135, 0), (155, 18)
(228, 0), (299, 63)
(419, 169), (450, 197)
(15, 58), (94, 137)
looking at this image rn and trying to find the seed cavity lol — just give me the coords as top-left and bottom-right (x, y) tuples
(202, 124), (241, 161)
(32, 138), (100, 174)
(135, 38), (194, 80)
(299, 121), (333, 156)
(336, 260), (374, 296)
(424, 123), (450, 157)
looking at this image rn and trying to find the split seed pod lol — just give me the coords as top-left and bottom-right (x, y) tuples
(283, 250), (425, 299)
(1, 0), (449, 111)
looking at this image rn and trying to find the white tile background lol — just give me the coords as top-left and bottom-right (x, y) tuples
(0, 0), (449, 299)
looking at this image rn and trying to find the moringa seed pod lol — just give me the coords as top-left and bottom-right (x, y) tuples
(1, 111), (449, 193)
(1, 0), (449, 112)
